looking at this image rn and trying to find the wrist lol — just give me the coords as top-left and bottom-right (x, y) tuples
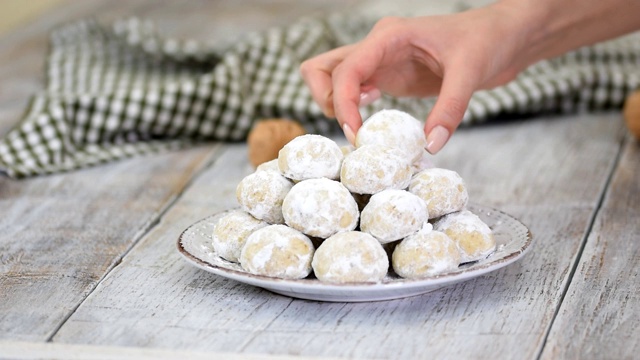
(492, 0), (640, 63)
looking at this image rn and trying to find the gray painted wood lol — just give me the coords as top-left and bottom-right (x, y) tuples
(0, 0), (369, 345)
(0, 0), (224, 342)
(0, 146), (218, 341)
(1, 0), (637, 358)
(52, 114), (625, 359)
(541, 136), (640, 360)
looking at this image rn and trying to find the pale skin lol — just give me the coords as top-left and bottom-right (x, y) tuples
(300, 0), (640, 154)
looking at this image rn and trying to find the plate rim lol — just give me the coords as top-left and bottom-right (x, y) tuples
(176, 204), (533, 293)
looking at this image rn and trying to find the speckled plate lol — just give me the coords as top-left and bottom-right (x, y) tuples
(177, 204), (532, 302)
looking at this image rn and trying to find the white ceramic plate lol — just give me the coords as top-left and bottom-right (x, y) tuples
(177, 204), (532, 302)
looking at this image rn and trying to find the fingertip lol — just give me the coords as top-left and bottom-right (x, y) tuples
(342, 123), (356, 145)
(425, 125), (450, 154)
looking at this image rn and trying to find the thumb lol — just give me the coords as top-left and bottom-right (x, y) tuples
(424, 67), (477, 154)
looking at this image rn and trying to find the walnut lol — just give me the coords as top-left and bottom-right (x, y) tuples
(623, 90), (640, 140)
(247, 119), (306, 167)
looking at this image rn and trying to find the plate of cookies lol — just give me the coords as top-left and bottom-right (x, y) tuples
(177, 110), (532, 302)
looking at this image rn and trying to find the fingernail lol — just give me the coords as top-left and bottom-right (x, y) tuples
(359, 88), (381, 107)
(426, 125), (450, 154)
(343, 123), (356, 145)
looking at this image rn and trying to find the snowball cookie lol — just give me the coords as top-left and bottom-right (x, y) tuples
(312, 231), (389, 283)
(282, 178), (359, 238)
(240, 224), (314, 279)
(356, 109), (427, 163)
(409, 168), (469, 219)
(433, 210), (496, 263)
(412, 149), (434, 175)
(340, 144), (355, 156)
(236, 170), (293, 224)
(278, 134), (343, 181)
(212, 210), (268, 263)
(340, 145), (412, 195)
(392, 223), (461, 278)
(255, 159), (279, 172)
(360, 189), (428, 244)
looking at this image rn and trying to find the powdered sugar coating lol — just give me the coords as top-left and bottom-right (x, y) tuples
(409, 168), (468, 219)
(340, 145), (412, 195)
(256, 159), (279, 172)
(356, 109), (427, 163)
(433, 210), (496, 263)
(240, 224), (314, 279)
(412, 149), (435, 175)
(236, 170), (293, 224)
(312, 231), (389, 283)
(340, 144), (355, 156)
(360, 189), (428, 244)
(212, 210), (268, 263)
(392, 223), (461, 278)
(278, 134), (343, 181)
(282, 178), (359, 238)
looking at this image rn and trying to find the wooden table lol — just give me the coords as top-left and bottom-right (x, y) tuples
(1, 1), (638, 359)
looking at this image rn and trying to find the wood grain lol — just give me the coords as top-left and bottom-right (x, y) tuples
(0, 0), (636, 357)
(52, 114), (625, 359)
(0, 0), (224, 342)
(0, 0), (369, 343)
(0, 145), (219, 341)
(0, 340), (337, 360)
(541, 136), (640, 360)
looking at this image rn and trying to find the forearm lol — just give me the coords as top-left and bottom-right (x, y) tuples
(494, 0), (640, 65)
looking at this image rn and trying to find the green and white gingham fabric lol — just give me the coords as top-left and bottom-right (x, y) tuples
(0, 14), (639, 178)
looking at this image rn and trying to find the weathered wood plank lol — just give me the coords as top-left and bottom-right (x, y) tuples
(540, 136), (640, 360)
(52, 113), (625, 359)
(0, 145), (219, 341)
(0, 0), (228, 342)
(0, 340), (339, 360)
(0, 0), (375, 344)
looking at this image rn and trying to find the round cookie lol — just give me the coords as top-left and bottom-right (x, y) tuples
(340, 144), (355, 156)
(278, 134), (343, 181)
(239, 224), (314, 279)
(360, 189), (428, 244)
(356, 109), (427, 163)
(392, 223), (461, 278)
(340, 144), (412, 195)
(409, 168), (468, 219)
(312, 231), (389, 283)
(433, 210), (496, 263)
(236, 170), (293, 224)
(282, 178), (359, 238)
(255, 159), (279, 172)
(412, 149), (434, 175)
(212, 210), (268, 263)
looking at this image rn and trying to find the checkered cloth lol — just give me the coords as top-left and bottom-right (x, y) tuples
(0, 15), (639, 178)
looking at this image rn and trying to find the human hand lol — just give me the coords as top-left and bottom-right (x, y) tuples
(300, 3), (531, 153)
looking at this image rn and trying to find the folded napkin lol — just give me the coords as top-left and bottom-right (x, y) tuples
(1, 14), (639, 178)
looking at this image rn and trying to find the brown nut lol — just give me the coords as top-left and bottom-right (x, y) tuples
(623, 90), (640, 140)
(247, 119), (306, 167)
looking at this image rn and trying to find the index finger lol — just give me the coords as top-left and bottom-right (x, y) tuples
(300, 45), (356, 118)
(331, 39), (386, 135)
